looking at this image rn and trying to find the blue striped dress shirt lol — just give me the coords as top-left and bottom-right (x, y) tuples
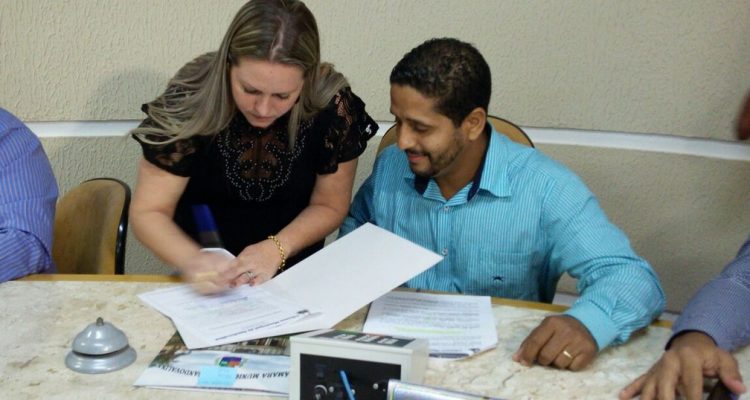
(0, 109), (58, 282)
(671, 235), (750, 351)
(340, 127), (665, 350)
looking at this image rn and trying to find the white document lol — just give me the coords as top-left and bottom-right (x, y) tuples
(139, 284), (314, 348)
(142, 223), (443, 348)
(363, 291), (498, 359)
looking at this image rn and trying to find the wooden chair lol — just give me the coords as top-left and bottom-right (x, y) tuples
(376, 115), (534, 156)
(52, 178), (131, 274)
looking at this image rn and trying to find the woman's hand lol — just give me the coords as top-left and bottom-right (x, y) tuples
(229, 239), (284, 286)
(183, 249), (238, 294)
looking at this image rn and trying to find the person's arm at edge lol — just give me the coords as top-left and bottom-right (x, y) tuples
(620, 89), (750, 399)
(0, 229), (54, 282)
(0, 118), (57, 282)
(619, 331), (746, 400)
(671, 238), (750, 352)
(619, 244), (750, 400)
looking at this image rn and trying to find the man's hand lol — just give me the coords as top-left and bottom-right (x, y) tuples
(513, 315), (598, 371)
(619, 331), (747, 400)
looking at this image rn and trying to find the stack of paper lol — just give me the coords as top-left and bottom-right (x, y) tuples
(363, 291), (498, 358)
(140, 223), (443, 349)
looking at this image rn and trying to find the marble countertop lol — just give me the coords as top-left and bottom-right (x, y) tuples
(1, 280), (747, 399)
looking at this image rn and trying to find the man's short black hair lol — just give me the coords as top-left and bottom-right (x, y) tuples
(390, 38), (491, 127)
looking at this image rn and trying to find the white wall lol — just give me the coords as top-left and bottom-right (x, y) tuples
(3, 0), (750, 140)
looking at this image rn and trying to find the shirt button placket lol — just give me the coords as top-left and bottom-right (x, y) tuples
(436, 204), (451, 260)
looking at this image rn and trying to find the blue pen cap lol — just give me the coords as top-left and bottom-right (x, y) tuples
(192, 204), (223, 248)
(192, 204), (218, 232)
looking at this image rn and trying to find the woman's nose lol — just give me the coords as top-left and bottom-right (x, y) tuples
(254, 96), (271, 117)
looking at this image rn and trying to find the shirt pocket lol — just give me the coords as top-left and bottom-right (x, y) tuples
(463, 250), (539, 300)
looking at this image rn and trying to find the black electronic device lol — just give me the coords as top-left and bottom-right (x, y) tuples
(289, 329), (429, 400)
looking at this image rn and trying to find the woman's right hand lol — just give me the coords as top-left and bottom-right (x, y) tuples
(183, 250), (238, 294)
(131, 159), (239, 294)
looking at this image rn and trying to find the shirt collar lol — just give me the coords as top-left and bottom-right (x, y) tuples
(479, 124), (512, 198)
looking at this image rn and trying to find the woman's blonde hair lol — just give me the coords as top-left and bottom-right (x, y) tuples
(132, 0), (348, 147)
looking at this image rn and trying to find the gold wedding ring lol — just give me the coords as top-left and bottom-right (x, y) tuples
(562, 350), (573, 359)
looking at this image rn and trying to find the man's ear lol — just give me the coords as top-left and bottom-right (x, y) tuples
(461, 107), (487, 141)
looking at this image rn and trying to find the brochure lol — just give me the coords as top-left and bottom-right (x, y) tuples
(134, 331), (290, 396)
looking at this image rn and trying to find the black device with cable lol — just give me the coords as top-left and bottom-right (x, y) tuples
(289, 330), (428, 400)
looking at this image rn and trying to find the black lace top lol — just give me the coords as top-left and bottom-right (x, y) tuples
(133, 87), (377, 267)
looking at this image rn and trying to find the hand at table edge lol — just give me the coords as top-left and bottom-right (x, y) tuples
(512, 314), (598, 371)
(618, 331), (747, 400)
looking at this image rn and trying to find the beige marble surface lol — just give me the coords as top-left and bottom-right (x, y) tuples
(1, 280), (747, 399)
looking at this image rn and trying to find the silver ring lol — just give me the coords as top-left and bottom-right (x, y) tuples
(243, 271), (253, 280)
(562, 350), (573, 359)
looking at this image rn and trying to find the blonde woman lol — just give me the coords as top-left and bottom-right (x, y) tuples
(130, 0), (377, 293)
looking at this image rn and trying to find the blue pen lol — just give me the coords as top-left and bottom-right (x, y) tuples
(339, 370), (356, 400)
(192, 204), (224, 248)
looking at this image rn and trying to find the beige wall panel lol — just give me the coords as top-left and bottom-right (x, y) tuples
(4, 0), (750, 139)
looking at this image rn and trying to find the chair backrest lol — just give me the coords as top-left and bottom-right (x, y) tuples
(52, 178), (131, 274)
(376, 115), (534, 156)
